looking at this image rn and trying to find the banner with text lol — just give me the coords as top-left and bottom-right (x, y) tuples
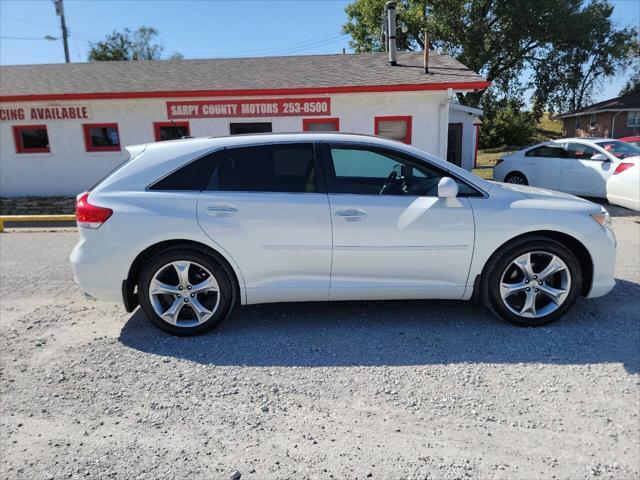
(167, 98), (331, 119)
(0, 105), (90, 122)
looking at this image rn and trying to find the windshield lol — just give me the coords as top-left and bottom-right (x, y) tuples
(595, 140), (640, 159)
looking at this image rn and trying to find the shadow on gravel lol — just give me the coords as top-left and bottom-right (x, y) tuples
(119, 279), (640, 373)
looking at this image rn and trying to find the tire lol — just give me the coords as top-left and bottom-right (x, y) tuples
(504, 172), (528, 185)
(480, 236), (582, 327)
(138, 247), (235, 336)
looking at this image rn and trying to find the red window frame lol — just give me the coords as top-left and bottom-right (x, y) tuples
(13, 124), (50, 153)
(374, 115), (412, 144)
(153, 121), (190, 141)
(82, 123), (121, 152)
(302, 117), (340, 132)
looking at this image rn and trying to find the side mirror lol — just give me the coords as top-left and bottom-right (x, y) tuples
(438, 177), (459, 198)
(590, 153), (608, 161)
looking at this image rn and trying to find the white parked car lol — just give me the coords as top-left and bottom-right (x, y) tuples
(606, 160), (640, 211)
(70, 133), (616, 335)
(493, 138), (640, 198)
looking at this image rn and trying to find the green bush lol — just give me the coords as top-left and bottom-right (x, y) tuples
(479, 99), (537, 149)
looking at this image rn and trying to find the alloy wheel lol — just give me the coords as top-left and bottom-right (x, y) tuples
(148, 260), (220, 327)
(499, 251), (571, 319)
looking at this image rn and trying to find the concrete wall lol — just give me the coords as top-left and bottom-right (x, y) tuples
(0, 90), (449, 196)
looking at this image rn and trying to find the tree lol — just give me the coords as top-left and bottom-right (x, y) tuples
(619, 62), (640, 96)
(342, 0), (637, 114)
(479, 94), (537, 148)
(529, 1), (637, 115)
(88, 27), (173, 61)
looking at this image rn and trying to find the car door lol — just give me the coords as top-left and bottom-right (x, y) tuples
(560, 142), (612, 197)
(197, 142), (332, 304)
(323, 143), (476, 301)
(523, 145), (566, 189)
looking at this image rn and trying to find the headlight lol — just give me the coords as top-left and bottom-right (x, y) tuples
(590, 208), (610, 227)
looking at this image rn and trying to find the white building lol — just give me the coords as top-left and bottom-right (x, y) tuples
(0, 52), (488, 197)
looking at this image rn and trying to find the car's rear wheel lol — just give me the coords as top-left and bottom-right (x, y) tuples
(482, 237), (582, 326)
(138, 247), (235, 335)
(504, 172), (528, 185)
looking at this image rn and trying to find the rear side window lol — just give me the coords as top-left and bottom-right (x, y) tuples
(206, 144), (317, 193)
(149, 151), (219, 191)
(525, 145), (567, 158)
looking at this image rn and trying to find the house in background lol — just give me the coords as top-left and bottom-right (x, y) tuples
(555, 93), (640, 139)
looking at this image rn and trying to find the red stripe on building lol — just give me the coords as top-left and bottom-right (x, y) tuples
(0, 81), (492, 103)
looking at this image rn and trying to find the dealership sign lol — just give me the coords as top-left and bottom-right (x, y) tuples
(0, 105), (90, 122)
(167, 97), (331, 119)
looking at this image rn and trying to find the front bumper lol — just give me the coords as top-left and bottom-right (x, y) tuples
(582, 225), (616, 299)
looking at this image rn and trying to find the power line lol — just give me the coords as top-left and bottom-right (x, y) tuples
(0, 14), (97, 41)
(0, 36), (55, 40)
(168, 33), (348, 59)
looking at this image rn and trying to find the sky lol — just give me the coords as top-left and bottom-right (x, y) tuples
(0, 0), (638, 103)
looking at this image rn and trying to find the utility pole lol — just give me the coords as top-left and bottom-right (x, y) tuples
(53, 0), (70, 63)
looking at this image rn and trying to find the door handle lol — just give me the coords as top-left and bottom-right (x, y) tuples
(205, 204), (238, 216)
(335, 208), (367, 220)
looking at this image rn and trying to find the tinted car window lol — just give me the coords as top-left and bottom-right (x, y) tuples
(525, 145), (567, 158)
(328, 146), (480, 197)
(206, 144), (316, 193)
(149, 151), (218, 191)
(564, 143), (598, 159)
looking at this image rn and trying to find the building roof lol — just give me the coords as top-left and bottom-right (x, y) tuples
(555, 93), (640, 118)
(0, 52), (489, 102)
(449, 103), (483, 116)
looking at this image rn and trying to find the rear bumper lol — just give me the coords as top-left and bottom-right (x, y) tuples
(582, 225), (616, 299)
(69, 228), (129, 303)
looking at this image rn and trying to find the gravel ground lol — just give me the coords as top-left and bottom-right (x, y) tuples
(1, 206), (639, 480)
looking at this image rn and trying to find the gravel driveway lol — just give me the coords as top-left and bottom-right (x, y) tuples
(1, 207), (638, 480)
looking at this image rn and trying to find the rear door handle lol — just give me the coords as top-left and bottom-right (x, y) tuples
(335, 208), (367, 220)
(205, 204), (238, 216)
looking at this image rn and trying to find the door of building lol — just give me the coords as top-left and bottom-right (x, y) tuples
(447, 123), (463, 166)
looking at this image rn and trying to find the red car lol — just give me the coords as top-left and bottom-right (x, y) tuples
(619, 136), (640, 147)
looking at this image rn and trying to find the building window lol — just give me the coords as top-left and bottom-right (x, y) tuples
(374, 116), (412, 144)
(229, 122), (272, 135)
(575, 117), (581, 130)
(13, 125), (50, 154)
(589, 113), (597, 129)
(83, 123), (121, 152)
(302, 118), (339, 132)
(154, 121), (190, 141)
(628, 111), (640, 128)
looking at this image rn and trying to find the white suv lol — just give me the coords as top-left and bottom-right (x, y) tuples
(70, 133), (616, 335)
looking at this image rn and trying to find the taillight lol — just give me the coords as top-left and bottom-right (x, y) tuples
(614, 162), (634, 175)
(75, 192), (112, 228)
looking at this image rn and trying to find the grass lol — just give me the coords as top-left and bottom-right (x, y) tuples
(473, 113), (563, 180)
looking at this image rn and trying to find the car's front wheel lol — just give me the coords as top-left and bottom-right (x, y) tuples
(482, 237), (582, 326)
(138, 247), (235, 335)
